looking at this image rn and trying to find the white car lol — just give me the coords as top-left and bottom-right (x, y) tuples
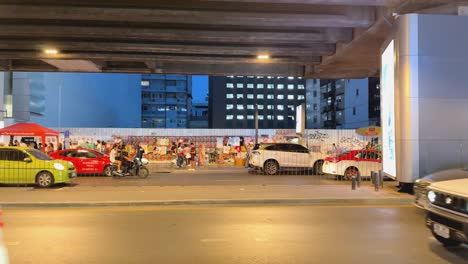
(322, 149), (382, 180)
(249, 143), (325, 175)
(414, 168), (468, 209)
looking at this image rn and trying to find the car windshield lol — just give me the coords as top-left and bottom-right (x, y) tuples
(336, 151), (350, 157)
(27, 149), (53, 160)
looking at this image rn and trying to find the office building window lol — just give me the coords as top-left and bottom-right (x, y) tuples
(287, 84), (294, 90)
(313, 104), (317, 110)
(226, 94), (234, 99)
(277, 84), (284, 90)
(247, 83), (254, 89)
(257, 105), (264, 110)
(226, 104), (234, 110)
(237, 115), (244, 120)
(267, 115), (274, 120)
(288, 95), (294, 100)
(267, 94), (274, 99)
(237, 83), (244, 89)
(313, 91), (317, 97)
(257, 76), (264, 79)
(141, 80), (150, 86)
(227, 83), (234, 88)
(277, 95), (284, 99)
(298, 95), (305, 100)
(226, 115), (234, 120)
(267, 84), (274, 89)
(237, 94), (244, 99)
(313, 116), (317, 123)
(237, 105), (244, 110)
(247, 76), (254, 78)
(277, 105), (284, 110)
(247, 115), (254, 120)
(247, 105), (254, 110)
(258, 115), (264, 120)
(247, 94), (254, 99)
(288, 115), (294, 120)
(267, 105), (274, 110)
(298, 85), (305, 90)
(227, 76), (234, 78)
(257, 84), (264, 89)
(287, 105), (294, 110)
(353, 107), (356, 115)
(288, 76), (294, 80)
(277, 115), (284, 120)
(257, 94), (264, 99)
(356, 89), (359, 96)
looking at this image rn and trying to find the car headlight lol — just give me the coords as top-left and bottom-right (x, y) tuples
(415, 179), (421, 183)
(54, 163), (65, 171)
(427, 190), (436, 203)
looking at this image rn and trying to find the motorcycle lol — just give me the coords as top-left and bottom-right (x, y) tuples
(112, 157), (150, 179)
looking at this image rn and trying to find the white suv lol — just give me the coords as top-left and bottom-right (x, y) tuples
(249, 143), (324, 175)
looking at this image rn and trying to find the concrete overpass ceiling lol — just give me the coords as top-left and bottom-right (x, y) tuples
(0, 0), (464, 77)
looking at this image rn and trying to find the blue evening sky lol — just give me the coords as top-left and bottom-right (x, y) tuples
(192, 75), (208, 104)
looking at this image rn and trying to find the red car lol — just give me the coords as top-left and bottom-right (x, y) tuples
(49, 148), (113, 176)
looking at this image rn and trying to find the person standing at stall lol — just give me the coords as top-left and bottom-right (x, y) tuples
(189, 142), (197, 170)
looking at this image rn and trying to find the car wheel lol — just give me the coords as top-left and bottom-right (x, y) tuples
(36, 172), (54, 188)
(137, 167), (149, 179)
(264, 160), (279, 175)
(344, 167), (359, 180)
(313, 160), (324, 175)
(432, 232), (462, 247)
(103, 165), (113, 177)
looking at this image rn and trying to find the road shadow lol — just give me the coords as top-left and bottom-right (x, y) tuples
(429, 240), (468, 263)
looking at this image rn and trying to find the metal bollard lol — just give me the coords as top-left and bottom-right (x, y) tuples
(379, 170), (384, 189)
(371, 171), (375, 185)
(351, 176), (357, 190)
(357, 172), (361, 188)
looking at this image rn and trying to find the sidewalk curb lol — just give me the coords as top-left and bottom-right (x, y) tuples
(0, 198), (413, 208)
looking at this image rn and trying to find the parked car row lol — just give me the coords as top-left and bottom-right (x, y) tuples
(0, 146), (115, 188)
(248, 143), (382, 178)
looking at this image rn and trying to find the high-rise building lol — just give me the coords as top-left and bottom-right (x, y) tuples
(305, 79), (321, 129)
(189, 102), (209, 128)
(319, 78), (380, 129)
(141, 74), (192, 128)
(209, 76), (306, 129)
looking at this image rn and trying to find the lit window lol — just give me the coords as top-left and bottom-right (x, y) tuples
(237, 115), (244, 120)
(226, 104), (234, 110)
(237, 76), (244, 78)
(267, 115), (274, 120)
(237, 83), (244, 89)
(277, 105), (284, 110)
(257, 94), (264, 99)
(237, 94), (244, 99)
(298, 77), (303, 79)
(227, 76), (234, 78)
(257, 105), (264, 110)
(227, 83), (234, 88)
(288, 76), (294, 80)
(247, 115), (254, 120)
(257, 76), (264, 79)
(288, 105), (294, 110)
(277, 115), (284, 120)
(277, 95), (284, 99)
(298, 95), (305, 100)
(247, 83), (254, 89)
(258, 115), (264, 120)
(247, 105), (254, 109)
(226, 94), (234, 99)
(247, 94), (254, 99)
(247, 76), (254, 78)
(267, 76), (273, 79)
(277, 76), (284, 79)
(277, 84), (284, 90)
(257, 84), (264, 89)
(267, 84), (274, 89)
(288, 95), (294, 100)
(267, 94), (274, 99)
(288, 115), (294, 120)
(141, 80), (150, 86)
(288, 84), (294, 90)
(226, 115), (234, 120)
(237, 105), (244, 110)
(267, 105), (274, 110)
(298, 85), (305, 90)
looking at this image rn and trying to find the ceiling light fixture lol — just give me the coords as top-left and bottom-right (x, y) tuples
(257, 54), (270, 60)
(44, 49), (59, 55)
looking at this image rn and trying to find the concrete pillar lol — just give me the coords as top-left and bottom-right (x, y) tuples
(389, 14), (468, 192)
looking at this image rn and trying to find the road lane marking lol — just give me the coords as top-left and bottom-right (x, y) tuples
(200, 238), (228, 243)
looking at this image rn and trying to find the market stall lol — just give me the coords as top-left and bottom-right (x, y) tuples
(0, 122), (59, 151)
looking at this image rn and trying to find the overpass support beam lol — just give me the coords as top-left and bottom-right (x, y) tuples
(391, 14), (468, 192)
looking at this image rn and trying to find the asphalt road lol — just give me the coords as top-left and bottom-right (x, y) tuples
(2, 205), (467, 264)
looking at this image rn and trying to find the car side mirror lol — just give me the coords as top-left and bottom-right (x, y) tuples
(24, 157), (32, 163)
